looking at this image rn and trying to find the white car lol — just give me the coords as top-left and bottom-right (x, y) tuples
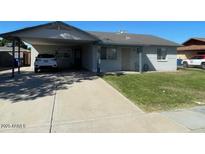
(182, 55), (205, 69)
(34, 54), (58, 73)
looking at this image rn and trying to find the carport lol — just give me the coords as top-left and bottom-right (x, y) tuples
(0, 21), (99, 77)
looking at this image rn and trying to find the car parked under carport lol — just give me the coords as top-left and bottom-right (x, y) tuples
(0, 21), (99, 75)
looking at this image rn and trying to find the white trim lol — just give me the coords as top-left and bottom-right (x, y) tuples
(157, 60), (168, 62)
(156, 47), (167, 61)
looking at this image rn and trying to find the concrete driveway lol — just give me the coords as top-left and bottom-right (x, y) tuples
(0, 68), (190, 133)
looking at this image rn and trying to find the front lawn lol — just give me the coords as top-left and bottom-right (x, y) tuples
(102, 68), (205, 112)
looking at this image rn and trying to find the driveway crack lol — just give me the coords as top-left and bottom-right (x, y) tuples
(49, 76), (58, 133)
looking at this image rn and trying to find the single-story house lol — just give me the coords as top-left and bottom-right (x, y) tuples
(177, 38), (205, 60)
(0, 45), (31, 67)
(0, 21), (179, 73)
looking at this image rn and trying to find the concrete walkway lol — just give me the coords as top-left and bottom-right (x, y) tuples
(161, 106), (205, 133)
(0, 68), (194, 132)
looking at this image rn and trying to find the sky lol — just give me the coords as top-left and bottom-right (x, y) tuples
(1, 21), (205, 44)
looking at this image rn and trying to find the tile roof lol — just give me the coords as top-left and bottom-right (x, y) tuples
(177, 45), (205, 51)
(192, 38), (205, 42)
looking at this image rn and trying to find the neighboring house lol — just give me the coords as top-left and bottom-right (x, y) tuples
(177, 38), (205, 60)
(0, 45), (31, 67)
(0, 21), (179, 72)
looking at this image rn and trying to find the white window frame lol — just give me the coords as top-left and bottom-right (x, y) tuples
(157, 48), (167, 61)
(100, 47), (117, 60)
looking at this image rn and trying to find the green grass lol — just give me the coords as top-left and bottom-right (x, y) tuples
(102, 68), (205, 112)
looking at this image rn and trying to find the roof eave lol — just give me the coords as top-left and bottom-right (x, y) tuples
(182, 38), (205, 45)
(97, 41), (180, 47)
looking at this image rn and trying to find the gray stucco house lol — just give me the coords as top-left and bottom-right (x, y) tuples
(0, 21), (179, 73)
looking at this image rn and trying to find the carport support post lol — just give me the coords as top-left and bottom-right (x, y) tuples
(12, 39), (15, 77)
(18, 40), (21, 74)
(139, 47), (143, 73)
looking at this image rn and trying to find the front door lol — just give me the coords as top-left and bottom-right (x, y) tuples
(74, 48), (82, 69)
(121, 48), (131, 70)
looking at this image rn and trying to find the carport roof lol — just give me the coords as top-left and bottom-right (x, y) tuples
(0, 21), (179, 47)
(0, 46), (30, 52)
(0, 21), (99, 44)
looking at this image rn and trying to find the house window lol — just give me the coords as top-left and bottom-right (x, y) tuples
(100, 47), (107, 60)
(157, 48), (167, 60)
(107, 48), (117, 60)
(100, 47), (117, 60)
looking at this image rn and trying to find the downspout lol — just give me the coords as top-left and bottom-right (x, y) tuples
(97, 46), (101, 73)
(138, 46), (143, 74)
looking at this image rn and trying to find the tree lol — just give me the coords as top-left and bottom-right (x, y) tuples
(0, 38), (10, 46)
(0, 38), (28, 49)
